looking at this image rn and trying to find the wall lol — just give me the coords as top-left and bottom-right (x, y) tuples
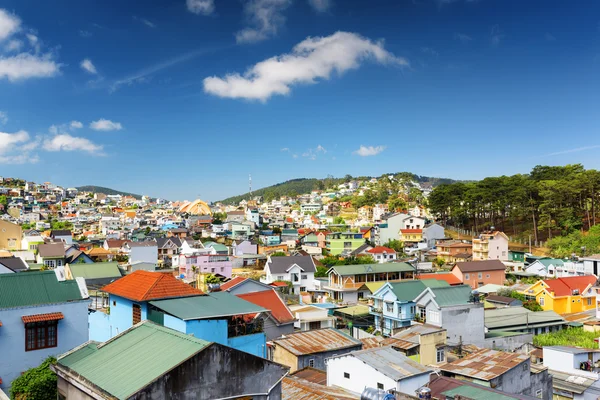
(297, 346), (362, 372)
(460, 269), (505, 289)
(327, 355), (397, 394)
(0, 220), (22, 250)
(484, 333), (533, 352)
(57, 376), (97, 400)
(263, 316), (294, 341)
(228, 332), (267, 358)
(0, 301), (89, 391)
(129, 246), (158, 264)
(397, 374), (432, 397)
(101, 295), (147, 339)
(273, 346), (300, 373)
(419, 330), (447, 365)
(440, 304), (485, 346)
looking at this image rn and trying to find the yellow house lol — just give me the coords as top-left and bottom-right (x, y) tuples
(524, 276), (597, 314)
(399, 229), (423, 243)
(0, 220), (22, 250)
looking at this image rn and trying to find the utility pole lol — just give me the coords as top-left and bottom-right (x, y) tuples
(529, 235), (532, 253)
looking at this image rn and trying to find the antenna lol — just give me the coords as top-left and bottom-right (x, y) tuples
(249, 174), (252, 199)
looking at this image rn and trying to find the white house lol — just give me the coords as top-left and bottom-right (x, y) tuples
(124, 241), (158, 265)
(326, 347), (432, 396)
(366, 246), (397, 263)
(378, 213), (409, 245)
(422, 223), (445, 248)
(289, 304), (335, 331)
(261, 255), (316, 294)
(403, 216), (426, 230)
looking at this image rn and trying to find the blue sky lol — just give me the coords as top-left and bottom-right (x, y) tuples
(0, 0), (599, 201)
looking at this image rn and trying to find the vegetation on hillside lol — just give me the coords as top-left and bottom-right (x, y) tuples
(546, 225), (600, 258)
(76, 185), (144, 199)
(533, 327), (599, 348)
(10, 356), (57, 400)
(429, 164), (600, 242)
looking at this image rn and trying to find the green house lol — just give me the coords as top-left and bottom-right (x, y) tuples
(508, 250), (526, 263)
(325, 232), (365, 255)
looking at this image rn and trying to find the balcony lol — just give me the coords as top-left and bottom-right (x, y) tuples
(227, 315), (264, 338)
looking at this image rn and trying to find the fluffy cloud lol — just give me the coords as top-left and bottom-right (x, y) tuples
(0, 130), (39, 164)
(490, 25), (504, 46)
(235, 0), (291, 44)
(205, 31), (407, 101)
(308, 0), (332, 13)
(0, 111), (7, 125)
(353, 145), (386, 157)
(80, 58), (97, 74)
(454, 33), (472, 43)
(186, 0), (215, 15)
(0, 9), (20, 41)
(5, 39), (22, 52)
(0, 52), (60, 82)
(90, 118), (123, 131)
(43, 134), (103, 153)
(302, 144), (327, 160)
(70, 120), (83, 129)
(0, 130), (29, 153)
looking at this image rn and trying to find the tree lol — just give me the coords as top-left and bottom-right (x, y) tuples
(388, 196), (407, 212)
(333, 216), (345, 225)
(0, 195), (7, 209)
(205, 273), (220, 284)
(315, 265), (329, 277)
(270, 251), (287, 257)
(383, 239), (404, 253)
(10, 356), (57, 400)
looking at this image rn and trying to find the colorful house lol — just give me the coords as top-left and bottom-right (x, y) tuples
(325, 232), (365, 255)
(399, 229), (423, 244)
(451, 260), (507, 289)
(524, 276), (598, 314)
(436, 241), (473, 264)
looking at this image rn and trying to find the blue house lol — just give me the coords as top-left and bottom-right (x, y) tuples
(91, 270), (268, 357)
(370, 279), (449, 336)
(0, 270), (89, 391)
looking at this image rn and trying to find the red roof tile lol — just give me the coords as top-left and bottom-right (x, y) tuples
(22, 312), (64, 324)
(401, 229), (423, 234)
(270, 281), (288, 287)
(367, 246), (396, 254)
(220, 276), (247, 291)
(417, 273), (463, 286)
(101, 270), (203, 302)
(237, 290), (295, 324)
(542, 276), (597, 297)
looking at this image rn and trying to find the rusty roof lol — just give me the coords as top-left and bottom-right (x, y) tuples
(438, 348), (528, 381)
(392, 324), (446, 344)
(290, 367), (327, 385)
(273, 328), (362, 356)
(282, 377), (358, 400)
(359, 336), (418, 351)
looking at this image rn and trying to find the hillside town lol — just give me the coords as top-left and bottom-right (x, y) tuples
(1, 175), (600, 399)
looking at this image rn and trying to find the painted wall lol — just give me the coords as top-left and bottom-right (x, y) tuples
(89, 295), (147, 340)
(0, 301), (89, 391)
(129, 246), (158, 264)
(452, 267), (505, 289)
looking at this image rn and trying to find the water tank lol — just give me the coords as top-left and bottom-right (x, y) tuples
(360, 388), (395, 400)
(417, 387), (432, 400)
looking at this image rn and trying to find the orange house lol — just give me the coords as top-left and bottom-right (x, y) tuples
(450, 260), (506, 289)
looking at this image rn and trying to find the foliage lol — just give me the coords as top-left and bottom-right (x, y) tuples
(388, 196), (407, 212)
(534, 327), (599, 348)
(428, 164), (600, 241)
(0, 195), (7, 208)
(270, 251), (287, 257)
(433, 257), (446, 268)
(10, 356), (57, 400)
(523, 300), (543, 312)
(315, 265), (329, 277)
(47, 218), (73, 230)
(212, 212), (226, 225)
(546, 224), (600, 258)
(365, 326), (375, 334)
(272, 226), (282, 234)
(205, 273), (220, 284)
(333, 216), (346, 225)
(321, 255), (375, 267)
(76, 185), (143, 199)
(274, 280), (293, 295)
(383, 239), (404, 253)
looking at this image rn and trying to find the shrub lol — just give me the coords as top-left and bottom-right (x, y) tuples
(10, 356), (57, 400)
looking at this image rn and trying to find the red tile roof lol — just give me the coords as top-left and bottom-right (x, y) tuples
(270, 281), (288, 287)
(237, 290), (295, 324)
(417, 273), (463, 286)
(367, 246), (396, 254)
(542, 276), (597, 297)
(22, 312), (64, 324)
(220, 276), (247, 291)
(401, 229), (423, 234)
(102, 270), (203, 302)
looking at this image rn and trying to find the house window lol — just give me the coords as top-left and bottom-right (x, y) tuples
(25, 321), (58, 351)
(300, 286), (306, 292)
(308, 359), (315, 367)
(377, 383), (384, 390)
(478, 272), (482, 279)
(428, 310), (440, 324)
(113, 301), (116, 307)
(535, 389), (543, 398)
(465, 273), (469, 280)
(486, 274), (490, 278)
(309, 321), (321, 330)
(132, 304), (142, 325)
(436, 348), (445, 363)
(386, 302), (394, 312)
(344, 242), (352, 249)
(410, 306), (416, 315)
(44, 260), (56, 269)
(419, 307), (427, 320)
(539, 297), (545, 306)
(301, 274), (307, 280)
(358, 292), (364, 300)
(344, 372), (350, 379)
(277, 275), (284, 281)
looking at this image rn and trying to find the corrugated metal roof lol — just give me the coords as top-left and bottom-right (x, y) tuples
(345, 347), (431, 381)
(438, 348), (528, 381)
(282, 376), (358, 399)
(330, 263), (415, 276)
(57, 321), (211, 399)
(442, 385), (527, 400)
(69, 262), (122, 280)
(428, 285), (472, 307)
(335, 304), (370, 317)
(393, 324), (446, 344)
(273, 328), (362, 356)
(290, 367), (327, 385)
(150, 291), (267, 320)
(485, 307), (565, 330)
(548, 369), (596, 394)
(0, 270), (84, 309)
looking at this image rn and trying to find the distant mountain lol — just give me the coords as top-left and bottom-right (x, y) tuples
(76, 185), (144, 199)
(218, 173), (459, 205)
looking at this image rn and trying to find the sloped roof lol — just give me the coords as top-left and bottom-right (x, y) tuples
(454, 260), (506, 272)
(105, 239), (129, 248)
(0, 256), (28, 272)
(330, 263), (415, 276)
(427, 285), (472, 307)
(219, 276), (247, 291)
(0, 271), (84, 309)
(69, 262), (122, 281)
(101, 270), (203, 302)
(438, 348), (528, 381)
(267, 255), (316, 274)
(38, 243), (66, 258)
(273, 328), (362, 356)
(367, 246), (396, 254)
(282, 376), (358, 400)
(542, 276), (597, 297)
(156, 237), (182, 249)
(383, 280), (449, 301)
(237, 290), (295, 324)
(343, 347), (431, 381)
(417, 273), (462, 285)
(57, 322), (211, 399)
(150, 292), (266, 320)
(51, 229), (72, 237)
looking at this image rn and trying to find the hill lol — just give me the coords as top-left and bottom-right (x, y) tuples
(219, 173), (458, 205)
(76, 185), (144, 199)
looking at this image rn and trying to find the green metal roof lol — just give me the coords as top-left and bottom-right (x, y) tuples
(58, 322), (210, 399)
(380, 279), (450, 301)
(149, 292), (267, 320)
(69, 262), (122, 280)
(203, 242), (228, 252)
(485, 307), (565, 330)
(329, 262), (415, 276)
(429, 285), (472, 307)
(0, 270), (84, 309)
(442, 385), (523, 400)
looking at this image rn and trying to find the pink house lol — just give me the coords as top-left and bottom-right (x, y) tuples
(450, 260), (506, 289)
(176, 250), (233, 280)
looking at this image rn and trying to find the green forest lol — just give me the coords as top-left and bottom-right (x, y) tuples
(76, 185), (144, 199)
(428, 165), (600, 245)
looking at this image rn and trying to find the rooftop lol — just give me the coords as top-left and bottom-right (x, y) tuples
(329, 262), (415, 276)
(273, 328), (362, 356)
(282, 376), (358, 400)
(454, 260), (506, 272)
(237, 290), (295, 324)
(101, 270), (203, 302)
(219, 276), (247, 291)
(438, 348), (529, 381)
(423, 285), (473, 307)
(416, 273), (462, 286)
(68, 262), (122, 284)
(0, 270), (84, 309)
(267, 255), (316, 274)
(57, 322), (211, 399)
(540, 276), (597, 297)
(340, 347), (431, 381)
(485, 307), (565, 330)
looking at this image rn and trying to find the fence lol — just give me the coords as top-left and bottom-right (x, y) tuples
(444, 225), (544, 248)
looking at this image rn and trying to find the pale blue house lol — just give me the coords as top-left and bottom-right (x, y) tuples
(370, 279), (449, 336)
(0, 271), (89, 392)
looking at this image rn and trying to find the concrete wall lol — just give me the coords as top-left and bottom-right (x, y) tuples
(484, 333), (533, 352)
(327, 355), (397, 394)
(129, 246), (158, 264)
(0, 301), (89, 391)
(263, 316), (294, 341)
(228, 332), (267, 358)
(100, 295), (148, 339)
(228, 280), (271, 295)
(440, 304), (485, 346)
(297, 346), (362, 372)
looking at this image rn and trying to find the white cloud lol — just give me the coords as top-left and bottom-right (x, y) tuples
(43, 134), (103, 154)
(90, 118), (123, 131)
(0, 130), (38, 163)
(0, 9), (21, 41)
(316, 144), (326, 153)
(204, 31), (408, 101)
(186, 0), (215, 15)
(235, 0), (291, 44)
(70, 120), (83, 129)
(0, 53), (60, 82)
(133, 16), (156, 28)
(302, 144), (327, 160)
(308, 0), (332, 13)
(79, 30), (92, 38)
(421, 47), (438, 56)
(0, 130), (29, 153)
(280, 147), (289, 152)
(80, 58), (97, 74)
(5, 39), (22, 52)
(545, 145), (600, 157)
(454, 32), (472, 43)
(353, 145), (386, 156)
(490, 25), (504, 46)
(21, 136), (41, 151)
(0, 111), (7, 125)
(0, 153), (39, 164)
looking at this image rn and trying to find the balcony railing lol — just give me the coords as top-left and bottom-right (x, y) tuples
(227, 316), (264, 338)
